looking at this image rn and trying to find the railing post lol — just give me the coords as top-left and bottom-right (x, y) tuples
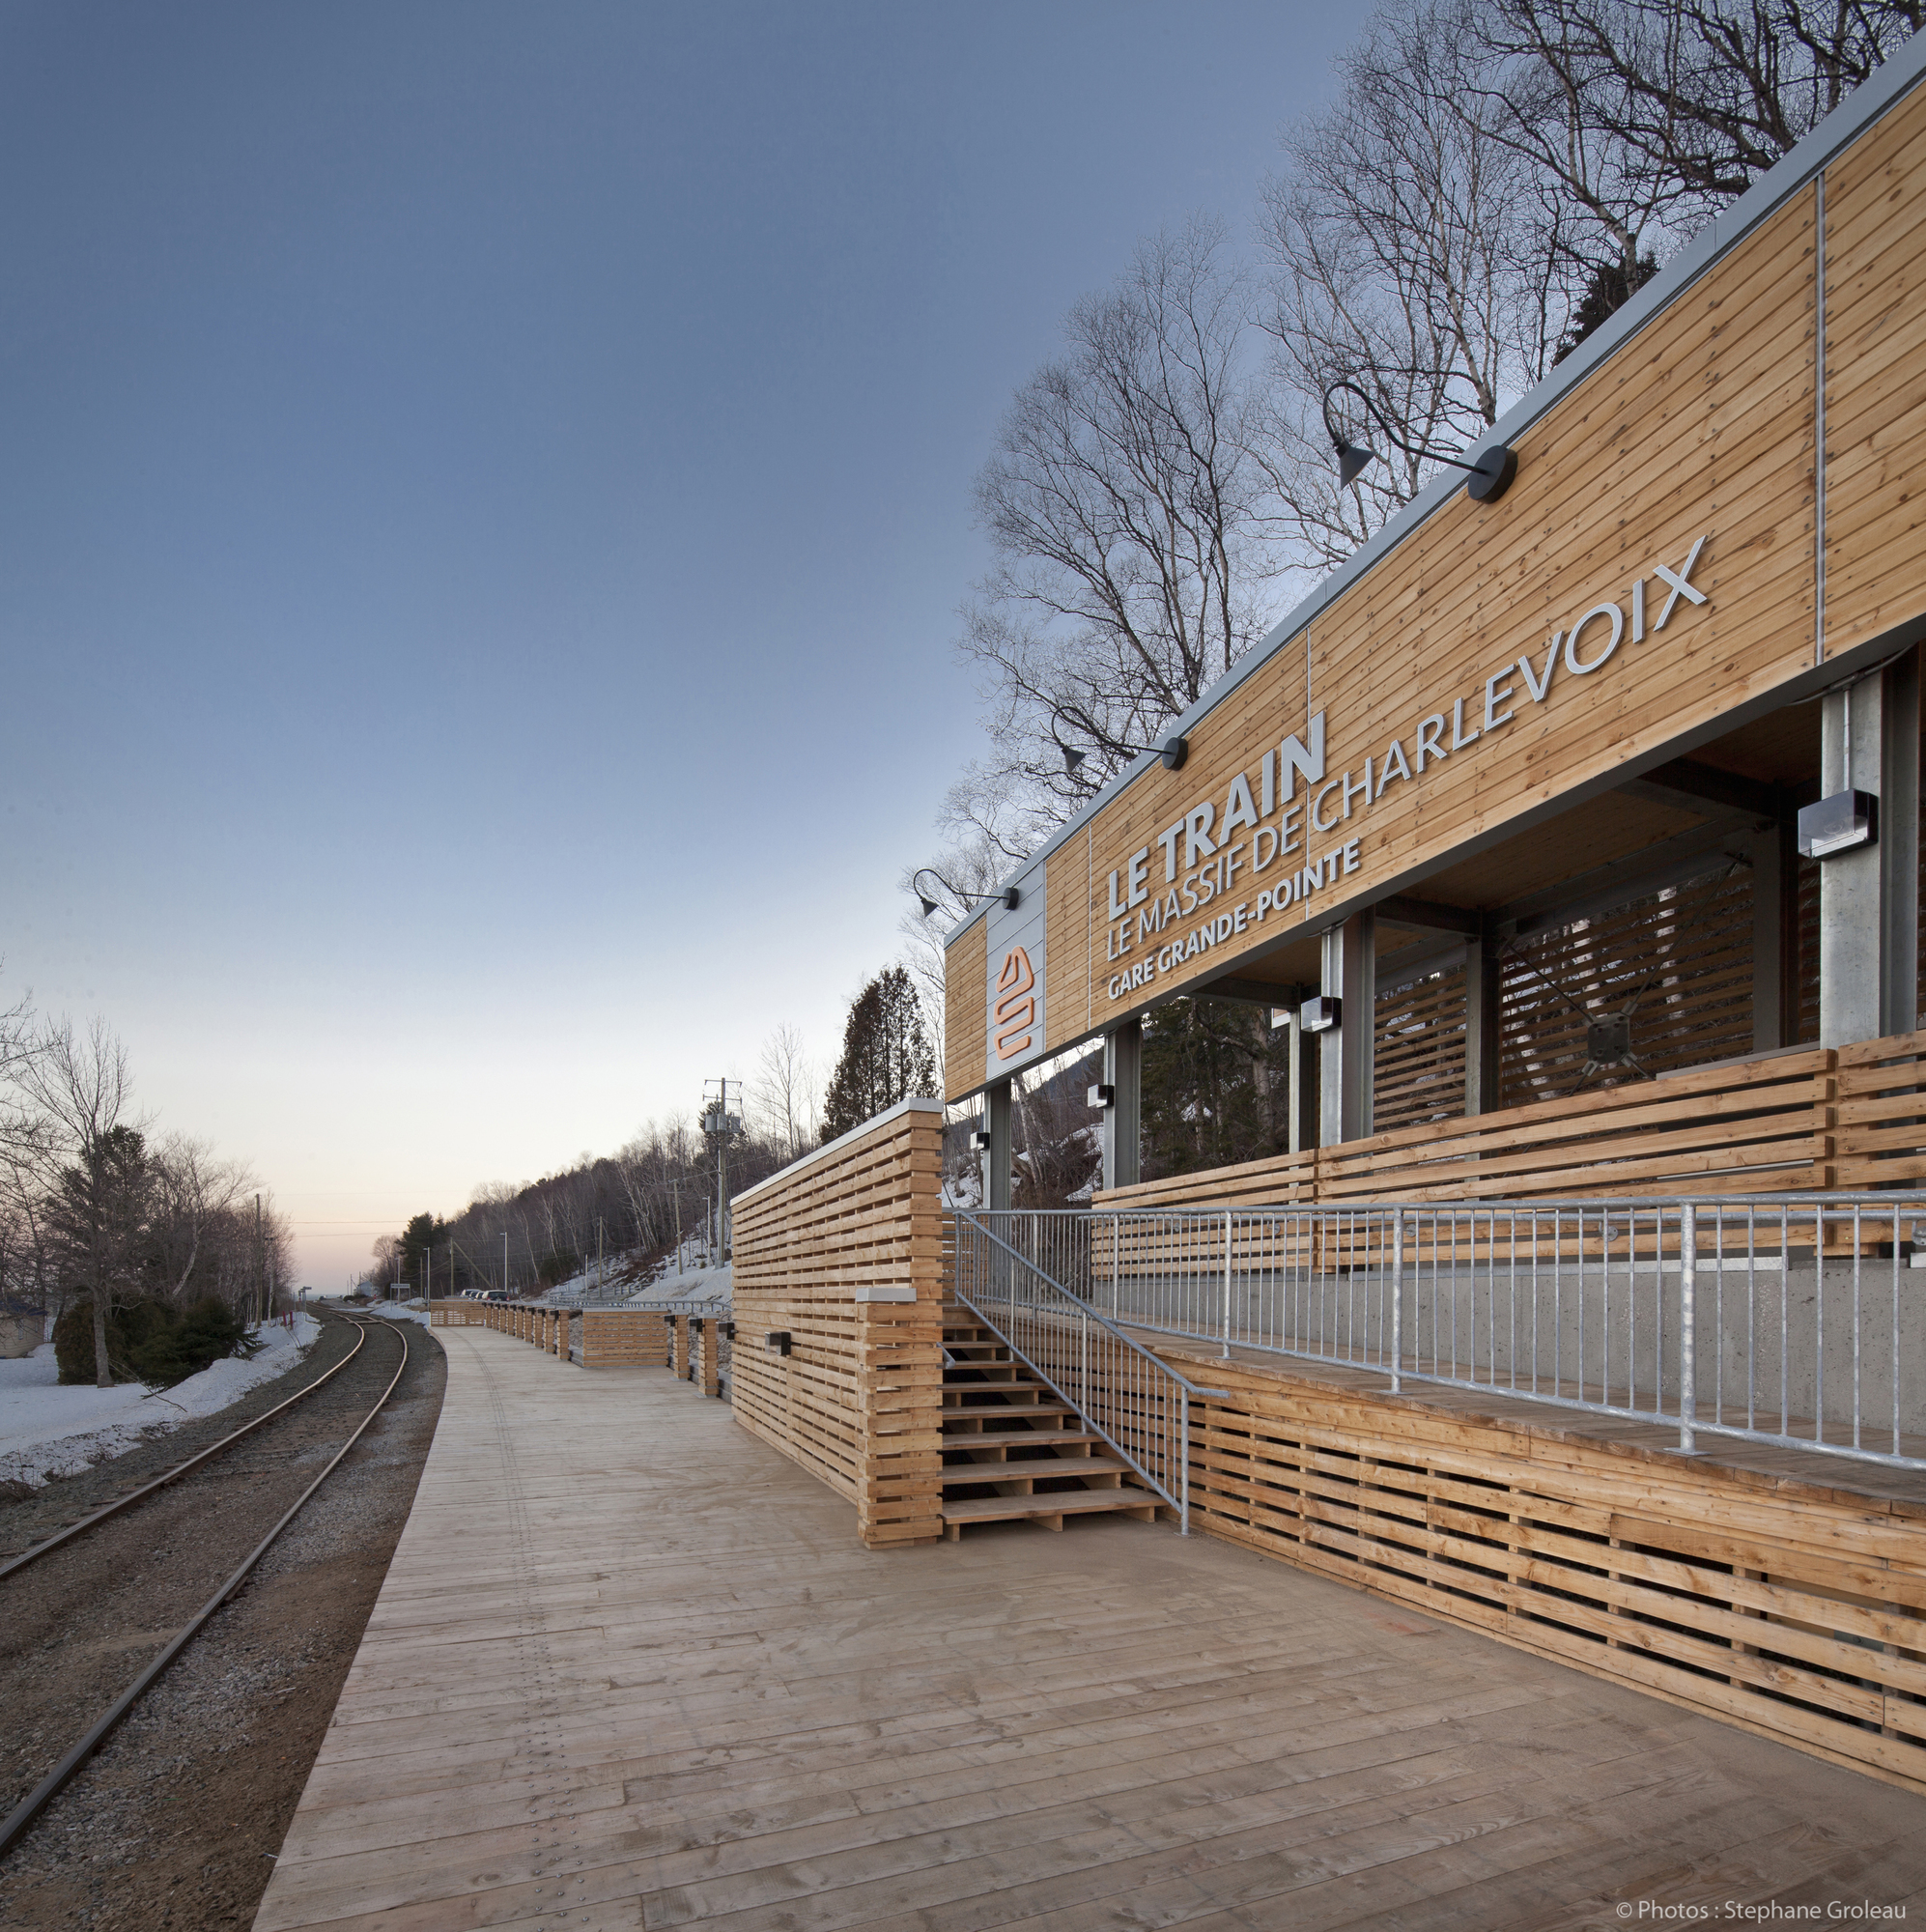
(1390, 1206), (1404, 1395)
(1679, 1202), (1697, 1454)
(1179, 1387), (1190, 1537)
(1221, 1210), (1233, 1359)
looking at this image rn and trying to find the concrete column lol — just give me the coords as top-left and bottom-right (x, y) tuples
(986, 1077), (1013, 1212)
(1881, 650), (1920, 1037)
(1751, 808), (1799, 1051)
(1287, 990), (1319, 1153)
(1101, 1021), (1142, 1192)
(1463, 921), (1502, 1115)
(1318, 927), (1345, 1148)
(1320, 912), (1376, 1144)
(1819, 659), (1918, 1045)
(1343, 909), (1376, 1140)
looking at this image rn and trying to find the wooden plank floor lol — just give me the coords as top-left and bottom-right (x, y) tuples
(253, 1327), (1926, 1932)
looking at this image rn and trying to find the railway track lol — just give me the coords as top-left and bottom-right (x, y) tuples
(0, 1312), (412, 1859)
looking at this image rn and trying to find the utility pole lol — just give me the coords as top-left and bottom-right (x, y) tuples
(672, 1180), (682, 1275)
(254, 1194), (263, 1327)
(503, 1229), (509, 1298)
(700, 1078), (745, 1268)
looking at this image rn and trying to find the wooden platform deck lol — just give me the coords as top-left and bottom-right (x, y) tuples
(253, 1326), (1926, 1932)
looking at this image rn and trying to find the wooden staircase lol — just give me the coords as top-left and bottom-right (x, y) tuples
(940, 1302), (1161, 1540)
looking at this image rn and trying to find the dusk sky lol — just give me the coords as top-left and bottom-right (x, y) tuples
(0, 2), (1354, 1288)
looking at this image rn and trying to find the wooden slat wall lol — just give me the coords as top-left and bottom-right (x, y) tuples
(943, 918), (988, 1104)
(581, 1310), (668, 1367)
(1374, 963), (1468, 1131)
(1823, 78), (1926, 657)
(1167, 1348), (1926, 1795)
(729, 1105), (947, 1548)
(1096, 1037), (1850, 1209)
(1501, 865), (1757, 1109)
(1835, 1026), (1926, 1187)
(1096, 1146), (1319, 1213)
(1045, 842), (1090, 1048)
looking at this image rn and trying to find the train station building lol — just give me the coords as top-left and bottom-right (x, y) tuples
(944, 39), (1926, 1211)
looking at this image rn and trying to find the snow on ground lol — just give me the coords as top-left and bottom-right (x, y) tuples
(0, 1315), (321, 1492)
(625, 1264), (730, 1307)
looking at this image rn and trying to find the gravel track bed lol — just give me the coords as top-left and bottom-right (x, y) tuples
(0, 1312), (445, 1930)
(0, 1316), (363, 1554)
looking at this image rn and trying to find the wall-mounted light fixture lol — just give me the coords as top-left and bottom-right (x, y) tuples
(721, 1321), (736, 1342)
(914, 867), (1020, 919)
(766, 1330), (792, 1357)
(1299, 995), (1342, 1034)
(1087, 1082), (1116, 1110)
(1060, 734), (1189, 779)
(1798, 790), (1878, 859)
(1322, 381), (1516, 504)
(970, 1127), (992, 1151)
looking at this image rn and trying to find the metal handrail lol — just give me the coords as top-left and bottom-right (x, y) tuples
(958, 1213), (1227, 1397)
(954, 1211), (1226, 1534)
(979, 1193), (1926, 1471)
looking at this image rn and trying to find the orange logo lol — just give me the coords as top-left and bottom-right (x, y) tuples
(994, 946), (1035, 1060)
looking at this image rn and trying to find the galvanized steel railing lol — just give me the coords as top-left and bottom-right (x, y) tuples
(952, 1212), (1227, 1532)
(976, 1196), (1926, 1472)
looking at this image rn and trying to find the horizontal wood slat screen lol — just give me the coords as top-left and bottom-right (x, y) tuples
(1161, 1347), (1926, 1796)
(1091, 1029), (1915, 1210)
(1836, 1028), (1926, 1188)
(1500, 864), (1757, 1110)
(1374, 963), (1467, 1131)
(581, 1310), (667, 1367)
(730, 1102), (947, 1548)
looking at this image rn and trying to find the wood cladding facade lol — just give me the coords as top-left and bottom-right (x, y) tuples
(729, 1103), (946, 1548)
(946, 69), (1926, 1102)
(1165, 1347), (1926, 1796)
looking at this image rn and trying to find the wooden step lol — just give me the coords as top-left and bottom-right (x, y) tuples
(942, 1394), (1073, 1414)
(939, 1455), (1132, 1488)
(939, 1423), (1103, 1446)
(940, 1490), (1160, 1539)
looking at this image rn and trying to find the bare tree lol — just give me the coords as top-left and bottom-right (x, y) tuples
(749, 1025), (818, 1162)
(949, 218), (1287, 858)
(14, 1019), (145, 1386)
(150, 1135), (253, 1303)
(1258, 0), (1566, 558)
(1462, 0), (1922, 292)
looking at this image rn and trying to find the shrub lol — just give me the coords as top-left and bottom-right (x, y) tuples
(53, 1295), (262, 1387)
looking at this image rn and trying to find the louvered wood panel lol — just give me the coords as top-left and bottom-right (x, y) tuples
(1500, 866), (1756, 1109)
(1374, 964), (1467, 1132)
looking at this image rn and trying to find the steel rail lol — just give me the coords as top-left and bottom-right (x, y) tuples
(0, 1311), (369, 1584)
(0, 1316), (411, 1861)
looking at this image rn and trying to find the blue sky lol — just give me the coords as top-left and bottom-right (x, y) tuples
(0, 1), (1353, 1286)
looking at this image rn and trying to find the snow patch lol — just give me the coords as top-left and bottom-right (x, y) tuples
(0, 1315), (321, 1492)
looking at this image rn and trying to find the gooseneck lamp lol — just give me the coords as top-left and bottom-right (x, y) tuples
(1322, 380), (1516, 504)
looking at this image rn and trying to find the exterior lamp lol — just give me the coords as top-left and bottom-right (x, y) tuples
(1797, 790), (1878, 859)
(914, 868), (1020, 918)
(1299, 995), (1342, 1034)
(1322, 381), (1516, 504)
(1059, 735), (1189, 778)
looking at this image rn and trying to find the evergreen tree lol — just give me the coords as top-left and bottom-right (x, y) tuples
(1140, 999), (1290, 1179)
(821, 967), (938, 1143)
(45, 1123), (156, 1386)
